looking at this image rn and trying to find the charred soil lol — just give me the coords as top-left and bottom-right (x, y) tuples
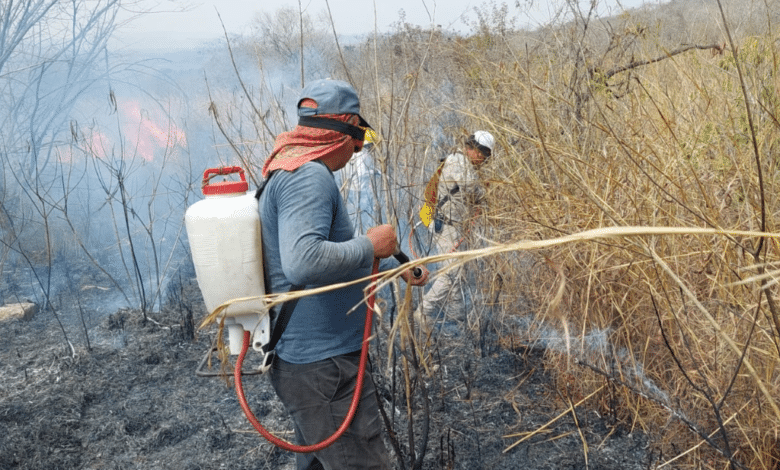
(0, 279), (654, 470)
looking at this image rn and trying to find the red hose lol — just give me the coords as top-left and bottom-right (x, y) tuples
(233, 258), (380, 453)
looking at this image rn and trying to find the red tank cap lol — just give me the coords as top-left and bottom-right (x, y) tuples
(202, 180), (249, 195)
(201, 166), (249, 196)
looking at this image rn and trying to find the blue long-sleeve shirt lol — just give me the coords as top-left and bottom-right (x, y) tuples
(259, 160), (376, 364)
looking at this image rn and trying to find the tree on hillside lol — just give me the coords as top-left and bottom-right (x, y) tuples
(249, 6), (338, 79)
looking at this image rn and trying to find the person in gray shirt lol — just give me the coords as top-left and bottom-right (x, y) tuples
(259, 78), (428, 470)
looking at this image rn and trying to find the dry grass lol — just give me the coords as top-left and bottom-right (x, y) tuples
(205, 1), (780, 467)
(351, 3), (780, 468)
(445, 6), (780, 468)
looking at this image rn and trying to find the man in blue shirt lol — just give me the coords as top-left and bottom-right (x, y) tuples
(259, 79), (428, 470)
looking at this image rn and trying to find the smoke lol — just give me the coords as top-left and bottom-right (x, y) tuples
(509, 314), (672, 407)
(0, 38), (230, 326)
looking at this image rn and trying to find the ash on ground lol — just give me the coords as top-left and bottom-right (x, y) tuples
(0, 278), (654, 470)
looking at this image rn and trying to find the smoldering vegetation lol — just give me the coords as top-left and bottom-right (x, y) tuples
(2, 0), (780, 469)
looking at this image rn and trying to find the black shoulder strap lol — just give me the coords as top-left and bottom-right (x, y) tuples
(261, 284), (304, 355)
(433, 155), (461, 210)
(436, 184), (460, 210)
(259, 284), (302, 372)
(254, 177), (268, 199)
(255, 171), (304, 357)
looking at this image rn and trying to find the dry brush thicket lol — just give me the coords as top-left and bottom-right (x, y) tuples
(180, 1), (780, 467)
(453, 8), (780, 470)
(284, 3), (780, 468)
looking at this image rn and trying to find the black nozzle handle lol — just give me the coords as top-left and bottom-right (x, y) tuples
(393, 250), (423, 279)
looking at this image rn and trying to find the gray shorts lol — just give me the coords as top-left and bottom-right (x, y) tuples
(270, 352), (390, 470)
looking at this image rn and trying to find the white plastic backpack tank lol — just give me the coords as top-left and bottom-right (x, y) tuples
(184, 166), (269, 355)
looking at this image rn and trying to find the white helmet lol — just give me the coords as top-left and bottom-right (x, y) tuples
(474, 131), (495, 151)
(468, 130), (495, 157)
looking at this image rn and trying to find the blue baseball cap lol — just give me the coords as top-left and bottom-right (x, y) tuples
(297, 79), (372, 129)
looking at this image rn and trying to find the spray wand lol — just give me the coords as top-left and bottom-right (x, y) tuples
(393, 249), (424, 279)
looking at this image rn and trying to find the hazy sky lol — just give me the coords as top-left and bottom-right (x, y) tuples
(116, 0), (656, 48)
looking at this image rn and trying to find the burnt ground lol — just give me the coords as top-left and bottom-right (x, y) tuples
(0, 275), (655, 470)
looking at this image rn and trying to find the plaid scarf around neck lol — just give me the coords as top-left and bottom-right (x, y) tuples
(261, 114), (357, 178)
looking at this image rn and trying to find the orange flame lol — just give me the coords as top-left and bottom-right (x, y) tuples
(56, 99), (187, 164)
(122, 100), (187, 162)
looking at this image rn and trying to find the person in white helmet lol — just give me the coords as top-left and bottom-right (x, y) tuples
(415, 130), (495, 329)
